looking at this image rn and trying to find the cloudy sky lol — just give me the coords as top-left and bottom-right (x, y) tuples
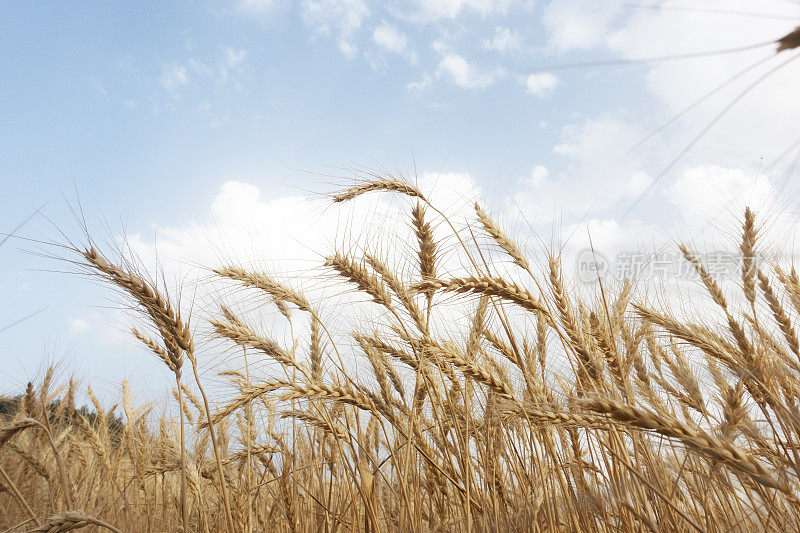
(2, 0), (800, 400)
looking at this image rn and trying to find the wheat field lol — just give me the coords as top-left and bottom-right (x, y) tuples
(2, 178), (800, 531)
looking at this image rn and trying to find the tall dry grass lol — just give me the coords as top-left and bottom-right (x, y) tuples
(2, 179), (800, 531)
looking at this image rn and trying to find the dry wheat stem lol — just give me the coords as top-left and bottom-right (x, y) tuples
(0, 463), (40, 526)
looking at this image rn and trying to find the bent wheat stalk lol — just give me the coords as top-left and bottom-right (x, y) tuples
(579, 396), (798, 499)
(413, 277), (546, 315)
(28, 510), (122, 533)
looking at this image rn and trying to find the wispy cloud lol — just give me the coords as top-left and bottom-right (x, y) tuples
(189, 58), (214, 76)
(159, 64), (188, 93)
(86, 77), (108, 95)
(523, 72), (558, 97)
(372, 21), (417, 63)
(67, 317), (93, 334)
(399, 0), (526, 23)
(482, 26), (521, 54)
(542, 0), (622, 51)
(406, 72), (432, 94)
(301, 0), (369, 58)
(437, 53), (504, 89)
(158, 47), (248, 101)
(237, 0), (277, 14)
(218, 47), (247, 84)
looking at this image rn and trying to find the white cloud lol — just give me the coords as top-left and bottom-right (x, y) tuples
(627, 171), (652, 198)
(604, 0), (800, 167)
(524, 72), (558, 97)
(563, 217), (641, 257)
(406, 73), (432, 94)
(539, 0), (800, 179)
(237, 0), (277, 14)
(159, 65), (188, 93)
(542, 0), (622, 51)
(401, 0), (526, 23)
(111, 172), (492, 386)
(431, 38), (450, 55)
(530, 0), (800, 239)
(482, 26), (521, 54)
(301, 0), (368, 34)
(87, 78), (108, 96)
(664, 165), (773, 221)
(68, 318), (93, 334)
(521, 165), (550, 187)
(372, 21), (407, 53)
(372, 21), (417, 63)
(338, 39), (358, 58)
(129, 172), (482, 285)
(165, 48), (247, 96)
(224, 48), (247, 67)
(218, 47), (247, 84)
(437, 54), (503, 89)
(189, 59), (214, 77)
(301, 0), (369, 58)
(513, 116), (649, 218)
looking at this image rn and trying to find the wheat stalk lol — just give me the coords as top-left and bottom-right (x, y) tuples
(215, 266), (311, 312)
(325, 253), (392, 308)
(474, 202), (530, 272)
(20, 201), (800, 531)
(27, 510), (122, 533)
(579, 396), (796, 498)
(332, 178), (425, 203)
(758, 270), (799, 356)
(414, 277), (545, 314)
(741, 207), (758, 307)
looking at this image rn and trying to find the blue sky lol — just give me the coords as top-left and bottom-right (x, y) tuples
(2, 0), (800, 400)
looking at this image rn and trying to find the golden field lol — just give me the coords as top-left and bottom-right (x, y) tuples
(2, 178), (799, 532)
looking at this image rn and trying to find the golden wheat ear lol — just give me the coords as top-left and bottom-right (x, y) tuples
(777, 26), (800, 53)
(332, 178), (425, 203)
